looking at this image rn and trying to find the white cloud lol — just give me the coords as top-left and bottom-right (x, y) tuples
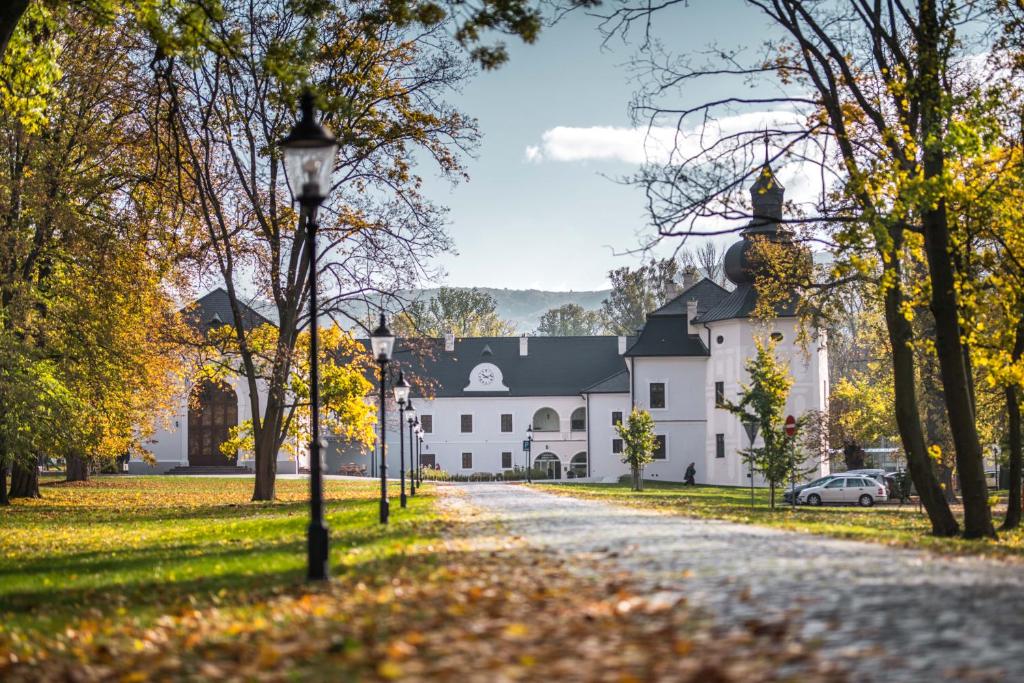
(524, 111), (806, 166)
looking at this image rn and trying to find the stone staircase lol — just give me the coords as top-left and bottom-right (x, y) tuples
(164, 465), (254, 475)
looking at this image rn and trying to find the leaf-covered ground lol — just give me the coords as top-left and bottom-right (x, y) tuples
(0, 477), (843, 681)
(540, 481), (1024, 559)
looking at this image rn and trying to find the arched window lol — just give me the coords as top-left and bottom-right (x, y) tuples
(570, 407), (586, 431)
(532, 407), (560, 432)
(533, 452), (561, 479)
(188, 379), (238, 467)
(569, 452), (587, 478)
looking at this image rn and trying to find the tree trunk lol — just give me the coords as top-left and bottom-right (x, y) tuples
(882, 262), (959, 536)
(65, 454), (90, 482)
(0, 461), (9, 506)
(917, 0), (994, 540)
(1003, 384), (1022, 530)
(0, 0), (29, 65)
(252, 396), (284, 501)
(1002, 321), (1024, 530)
(9, 457), (40, 498)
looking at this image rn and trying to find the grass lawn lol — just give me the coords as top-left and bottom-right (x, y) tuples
(0, 475), (441, 678)
(538, 481), (1024, 560)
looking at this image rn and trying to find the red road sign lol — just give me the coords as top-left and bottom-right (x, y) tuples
(784, 415), (796, 437)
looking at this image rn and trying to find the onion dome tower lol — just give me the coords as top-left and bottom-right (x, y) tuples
(722, 156), (788, 286)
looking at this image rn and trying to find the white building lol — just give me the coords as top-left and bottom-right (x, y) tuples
(132, 160), (829, 485)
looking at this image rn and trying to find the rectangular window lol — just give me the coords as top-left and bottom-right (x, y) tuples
(653, 435), (667, 460)
(420, 453), (436, 468)
(501, 451), (512, 469)
(612, 411), (623, 426)
(714, 381), (725, 407)
(716, 433), (725, 458)
(649, 382), (666, 409)
(612, 438), (623, 454)
(500, 414), (513, 433)
(461, 452), (473, 469)
(420, 414), (433, 434)
(460, 414), (473, 433)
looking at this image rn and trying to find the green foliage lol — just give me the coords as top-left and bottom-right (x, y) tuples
(393, 287), (516, 337)
(723, 338), (799, 508)
(615, 408), (657, 491)
(600, 259), (680, 336)
(535, 303), (602, 336)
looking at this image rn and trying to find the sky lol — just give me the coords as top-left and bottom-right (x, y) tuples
(420, 3), (796, 292)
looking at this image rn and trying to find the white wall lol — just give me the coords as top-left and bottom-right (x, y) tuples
(585, 393), (631, 480)
(413, 395), (589, 477)
(630, 356), (708, 482)
(703, 317), (829, 487)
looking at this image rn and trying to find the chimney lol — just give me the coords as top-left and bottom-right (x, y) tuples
(665, 282), (682, 301)
(687, 300), (700, 336)
(519, 334), (528, 356)
(618, 335), (628, 355)
(682, 267), (699, 291)
(444, 331), (455, 352)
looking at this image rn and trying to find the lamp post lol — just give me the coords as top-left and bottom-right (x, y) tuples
(417, 428), (424, 487)
(280, 90), (338, 582)
(393, 372), (410, 509)
(525, 425), (533, 484)
(371, 314), (395, 524)
(407, 410), (418, 497)
(742, 419), (759, 510)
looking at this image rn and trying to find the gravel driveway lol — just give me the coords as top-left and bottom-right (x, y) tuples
(459, 483), (1024, 682)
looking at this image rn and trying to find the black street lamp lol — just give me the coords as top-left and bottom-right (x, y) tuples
(416, 427), (424, 487)
(371, 314), (395, 524)
(394, 373), (411, 509)
(280, 90), (339, 582)
(406, 405), (417, 498)
(525, 425), (533, 484)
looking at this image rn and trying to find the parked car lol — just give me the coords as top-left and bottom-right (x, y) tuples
(798, 475), (889, 507)
(782, 474), (843, 504)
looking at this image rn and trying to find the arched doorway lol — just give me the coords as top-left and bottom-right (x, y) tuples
(532, 407), (560, 432)
(534, 452), (561, 480)
(188, 379), (238, 466)
(569, 452), (587, 478)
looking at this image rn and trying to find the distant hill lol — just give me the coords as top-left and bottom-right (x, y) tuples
(412, 287), (610, 333)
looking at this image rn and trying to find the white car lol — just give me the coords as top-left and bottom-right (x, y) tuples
(798, 475), (888, 507)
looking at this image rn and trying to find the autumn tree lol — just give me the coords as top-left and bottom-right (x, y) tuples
(156, 1), (477, 500)
(616, 408), (656, 491)
(598, 0), (1022, 537)
(535, 303), (602, 336)
(215, 326), (377, 466)
(0, 17), (190, 497)
(600, 259), (680, 335)
(393, 288), (516, 337)
(725, 338), (800, 509)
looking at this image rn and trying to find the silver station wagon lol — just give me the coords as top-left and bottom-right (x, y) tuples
(797, 475), (888, 507)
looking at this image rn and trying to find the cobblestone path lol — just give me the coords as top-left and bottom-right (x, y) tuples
(459, 483), (1024, 682)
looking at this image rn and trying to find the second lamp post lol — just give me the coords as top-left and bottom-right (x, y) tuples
(370, 314), (395, 524)
(393, 372), (411, 509)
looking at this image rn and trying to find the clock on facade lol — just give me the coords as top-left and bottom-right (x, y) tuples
(477, 367), (496, 385)
(464, 362), (509, 392)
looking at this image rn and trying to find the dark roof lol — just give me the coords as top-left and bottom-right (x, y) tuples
(694, 283), (797, 324)
(650, 278), (731, 317)
(624, 315), (709, 357)
(183, 288), (274, 333)
(581, 369), (630, 394)
(375, 336), (628, 398)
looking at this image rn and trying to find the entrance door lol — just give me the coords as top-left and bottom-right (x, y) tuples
(534, 453), (561, 480)
(188, 380), (238, 466)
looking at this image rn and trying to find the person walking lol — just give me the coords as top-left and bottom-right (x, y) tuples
(684, 462), (696, 486)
